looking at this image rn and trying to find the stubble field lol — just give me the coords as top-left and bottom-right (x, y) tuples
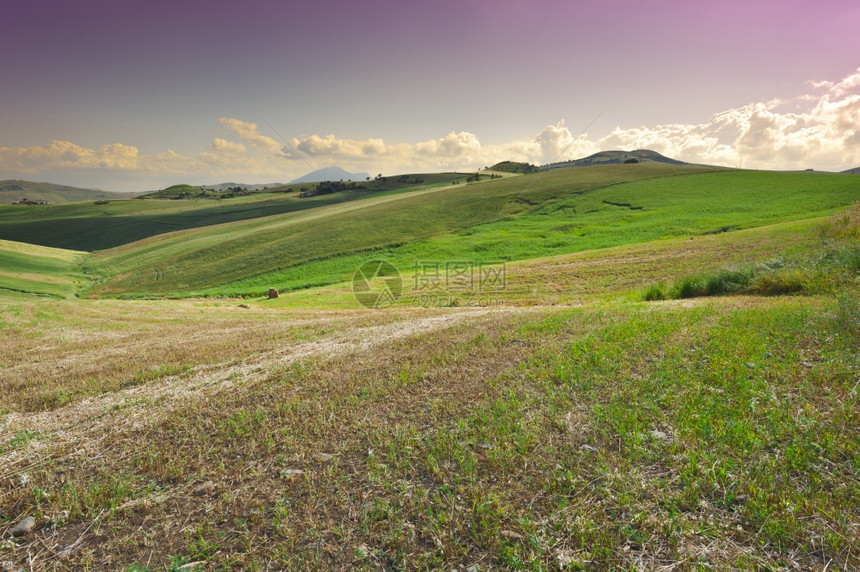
(1, 203), (858, 570)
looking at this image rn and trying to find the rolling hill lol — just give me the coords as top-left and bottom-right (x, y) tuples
(85, 163), (713, 297)
(0, 239), (88, 297)
(1, 159), (859, 571)
(0, 179), (137, 204)
(0, 172), (470, 251)
(201, 181), (284, 191)
(2, 161), (858, 299)
(542, 149), (692, 170)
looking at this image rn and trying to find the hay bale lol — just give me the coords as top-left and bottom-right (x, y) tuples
(267, 287), (280, 299)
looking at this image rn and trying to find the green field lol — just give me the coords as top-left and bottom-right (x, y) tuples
(74, 164), (698, 296)
(0, 179), (135, 205)
(1, 201), (858, 569)
(1, 164), (858, 570)
(1, 165), (857, 300)
(0, 173), (475, 251)
(90, 167), (859, 298)
(0, 239), (88, 297)
(0, 188), (407, 251)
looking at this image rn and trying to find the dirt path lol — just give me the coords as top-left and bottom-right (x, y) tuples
(0, 307), (501, 480)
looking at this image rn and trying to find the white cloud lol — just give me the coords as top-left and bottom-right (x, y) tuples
(272, 67), (859, 172)
(0, 140), (141, 172)
(597, 69), (860, 170)
(1, 68), (858, 189)
(209, 138), (246, 156)
(217, 118), (284, 155)
(282, 121), (600, 171)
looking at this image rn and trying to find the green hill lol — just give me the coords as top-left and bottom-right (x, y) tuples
(0, 173), (472, 251)
(488, 161), (539, 174)
(138, 184), (215, 199)
(83, 163), (705, 297)
(0, 179), (135, 204)
(0, 187), (395, 251)
(1, 164), (857, 300)
(543, 149), (693, 170)
(85, 165), (859, 298)
(0, 239), (89, 297)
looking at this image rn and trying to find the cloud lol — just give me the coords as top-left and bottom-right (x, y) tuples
(280, 121), (601, 172)
(218, 118), (284, 155)
(209, 138), (246, 156)
(809, 67), (860, 98)
(290, 134), (394, 159)
(535, 119), (574, 162)
(597, 68), (860, 170)
(2, 68), (858, 190)
(0, 140), (141, 172)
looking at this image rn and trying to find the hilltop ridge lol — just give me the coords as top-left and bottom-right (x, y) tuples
(542, 149), (691, 170)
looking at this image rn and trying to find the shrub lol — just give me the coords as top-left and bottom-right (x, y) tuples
(748, 270), (807, 296)
(674, 276), (708, 299)
(704, 268), (754, 295)
(642, 283), (667, 301)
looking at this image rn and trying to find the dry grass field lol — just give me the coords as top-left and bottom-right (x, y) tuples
(1, 206), (857, 570)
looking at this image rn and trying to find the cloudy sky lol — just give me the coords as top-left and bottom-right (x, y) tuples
(1, 0), (859, 192)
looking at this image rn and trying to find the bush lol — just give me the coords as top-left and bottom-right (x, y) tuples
(642, 283), (667, 301)
(674, 276), (707, 299)
(704, 268), (755, 295)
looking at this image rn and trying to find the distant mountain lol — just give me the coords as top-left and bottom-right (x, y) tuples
(542, 149), (691, 170)
(842, 167), (860, 174)
(0, 180), (137, 204)
(289, 166), (371, 184)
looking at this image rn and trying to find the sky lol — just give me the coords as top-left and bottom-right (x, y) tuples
(1, 0), (859, 192)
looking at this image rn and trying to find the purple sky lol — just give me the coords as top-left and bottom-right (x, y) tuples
(1, 0), (859, 191)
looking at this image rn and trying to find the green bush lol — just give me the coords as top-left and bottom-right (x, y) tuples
(748, 270), (808, 296)
(642, 283), (667, 301)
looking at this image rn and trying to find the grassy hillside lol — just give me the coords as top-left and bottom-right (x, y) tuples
(1, 165), (856, 301)
(0, 173), (475, 251)
(86, 163), (713, 297)
(0, 189), (400, 251)
(82, 166), (859, 299)
(543, 149), (693, 170)
(266, 215), (828, 309)
(0, 179), (134, 204)
(0, 239), (89, 297)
